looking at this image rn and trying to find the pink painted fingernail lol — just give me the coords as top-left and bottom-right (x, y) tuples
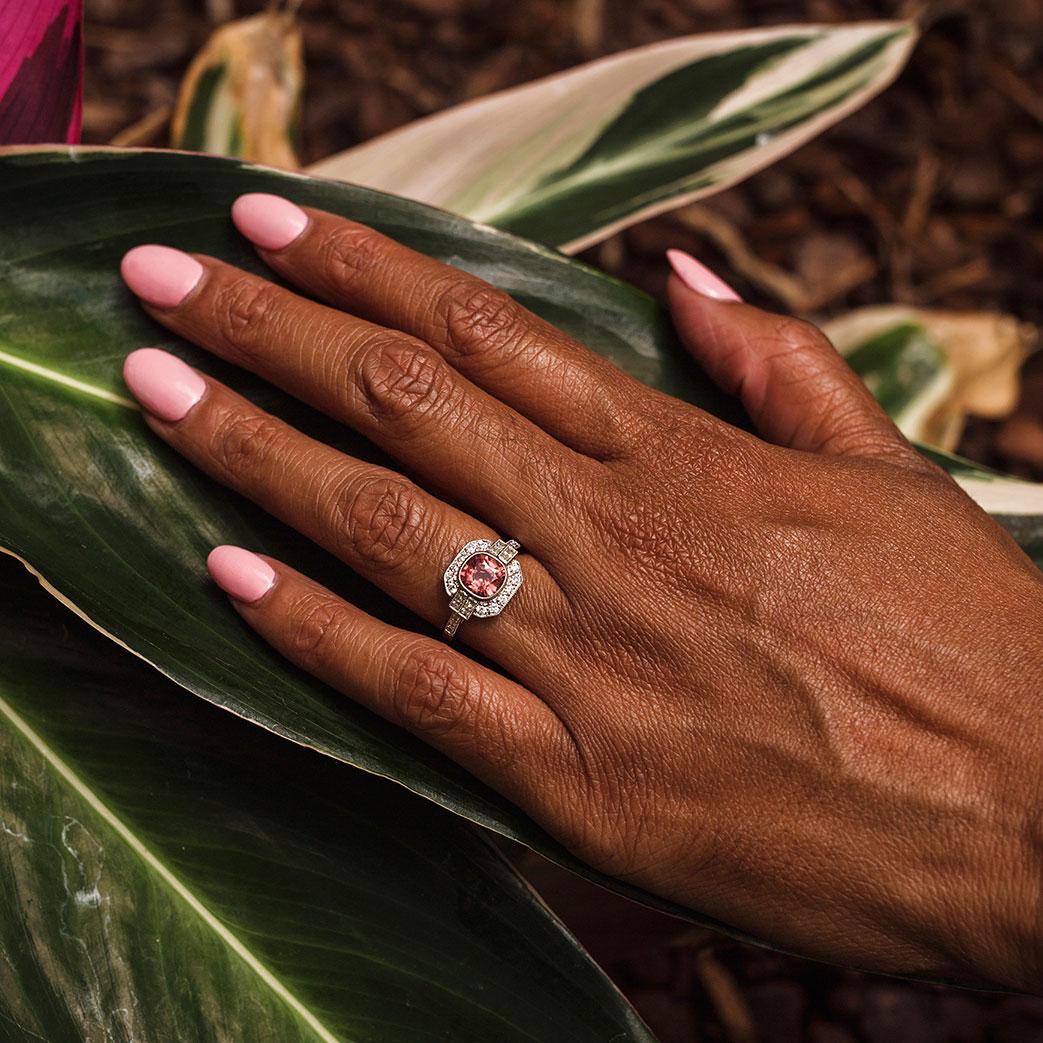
(123, 347), (205, 422)
(232, 193), (309, 251)
(121, 244), (203, 308)
(207, 545), (275, 603)
(666, 249), (742, 302)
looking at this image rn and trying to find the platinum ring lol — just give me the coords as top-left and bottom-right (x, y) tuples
(442, 538), (523, 642)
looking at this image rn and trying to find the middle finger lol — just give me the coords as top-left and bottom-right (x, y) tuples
(120, 245), (599, 558)
(122, 347), (569, 673)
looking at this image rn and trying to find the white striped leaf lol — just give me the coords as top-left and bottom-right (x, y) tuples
(309, 21), (917, 252)
(826, 305), (1036, 452)
(835, 320), (954, 440)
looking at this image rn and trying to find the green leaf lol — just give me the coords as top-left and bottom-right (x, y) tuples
(0, 147), (1039, 933)
(309, 22), (917, 252)
(841, 322), (950, 429)
(0, 558), (652, 1042)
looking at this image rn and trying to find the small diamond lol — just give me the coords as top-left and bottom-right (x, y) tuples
(459, 553), (506, 599)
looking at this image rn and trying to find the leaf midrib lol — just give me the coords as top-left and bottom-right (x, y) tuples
(0, 670), (580, 1043)
(0, 689), (343, 1043)
(0, 345), (136, 408)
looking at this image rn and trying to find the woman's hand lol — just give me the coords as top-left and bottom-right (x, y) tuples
(119, 194), (1043, 991)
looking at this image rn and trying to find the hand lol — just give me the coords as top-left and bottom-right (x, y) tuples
(119, 194), (1043, 991)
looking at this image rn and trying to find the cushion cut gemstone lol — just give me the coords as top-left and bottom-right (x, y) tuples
(459, 552), (506, 599)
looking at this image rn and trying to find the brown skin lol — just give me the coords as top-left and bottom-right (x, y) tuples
(124, 208), (1043, 991)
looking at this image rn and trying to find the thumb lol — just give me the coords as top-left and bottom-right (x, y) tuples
(666, 249), (916, 464)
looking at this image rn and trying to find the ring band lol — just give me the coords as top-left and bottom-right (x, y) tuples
(442, 538), (523, 642)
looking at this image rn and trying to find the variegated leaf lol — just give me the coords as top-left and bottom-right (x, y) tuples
(171, 9), (303, 168)
(310, 21), (916, 252)
(825, 305), (1037, 452)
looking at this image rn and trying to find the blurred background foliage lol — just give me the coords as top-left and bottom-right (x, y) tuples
(75, 1), (1043, 1039)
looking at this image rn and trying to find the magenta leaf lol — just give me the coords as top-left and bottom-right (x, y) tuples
(0, 0), (83, 144)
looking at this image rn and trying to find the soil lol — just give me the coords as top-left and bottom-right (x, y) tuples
(77, 1), (1043, 1039)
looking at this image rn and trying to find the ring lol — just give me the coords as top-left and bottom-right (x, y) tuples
(442, 538), (524, 642)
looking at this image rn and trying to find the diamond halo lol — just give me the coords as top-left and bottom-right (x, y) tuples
(442, 538), (523, 638)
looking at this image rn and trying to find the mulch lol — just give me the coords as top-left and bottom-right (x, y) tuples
(78, 1), (1043, 1039)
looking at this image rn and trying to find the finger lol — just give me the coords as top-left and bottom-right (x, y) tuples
(207, 547), (577, 816)
(122, 348), (569, 674)
(666, 250), (922, 465)
(120, 244), (598, 551)
(229, 193), (655, 460)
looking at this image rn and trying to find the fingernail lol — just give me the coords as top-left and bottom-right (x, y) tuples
(666, 249), (741, 302)
(123, 347), (205, 422)
(121, 244), (203, 308)
(232, 193), (308, 251)
(207, 545), (275, 603)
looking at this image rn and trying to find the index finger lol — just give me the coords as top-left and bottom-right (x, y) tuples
(230, 193), (654, 460)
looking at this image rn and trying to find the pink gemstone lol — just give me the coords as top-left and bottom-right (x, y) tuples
(459, 553), (506, 599)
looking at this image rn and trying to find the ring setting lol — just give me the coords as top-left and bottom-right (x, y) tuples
(442, 538), (523, 641)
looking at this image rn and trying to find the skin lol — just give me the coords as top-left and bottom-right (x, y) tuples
(123, 206), (1043, 991)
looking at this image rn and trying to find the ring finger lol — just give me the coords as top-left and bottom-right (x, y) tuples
(122, 347), (570, 674)
(209, 556), (579, 820)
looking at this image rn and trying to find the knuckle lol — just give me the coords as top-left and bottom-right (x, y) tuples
(209, 411), (284, 478)
(334, 472), (427, 573)
(438, 280), (522, 359)
(813, 408), (888, 454)
(286, 591), (352, 665)
(633, 399), (756, 481)
(355, 337), (452, 423)
(213, 276), (279, 353)
(593, 386), (654, 456)
(392, 644), (476, 738)
(318, 224), (386, 288)
(768, 314), (834, 360)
